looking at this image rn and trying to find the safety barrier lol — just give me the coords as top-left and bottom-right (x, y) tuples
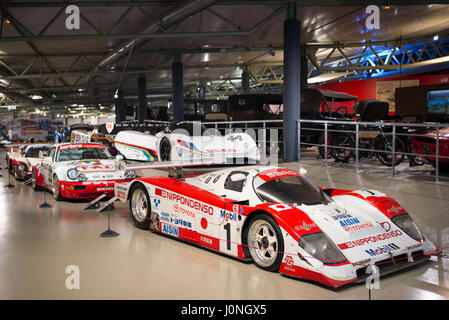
(119, 119), (449, 183)
(297, 119), (449, 183)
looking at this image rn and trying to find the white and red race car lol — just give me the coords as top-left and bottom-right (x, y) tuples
(32, 143), (135, 200)
(115, 122), (260, 163)
(8, 143), (52, 180)
(114, 166), (440, 287)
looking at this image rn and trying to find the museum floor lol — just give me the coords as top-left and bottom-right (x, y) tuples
(0, 149), (448, 300)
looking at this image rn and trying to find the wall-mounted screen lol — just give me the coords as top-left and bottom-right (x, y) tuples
(427, 89), (449, 121)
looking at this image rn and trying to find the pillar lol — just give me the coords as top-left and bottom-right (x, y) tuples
(172, 56), (184, 122)
(137, 76), (147, 123)
(283, 2), (301, 162)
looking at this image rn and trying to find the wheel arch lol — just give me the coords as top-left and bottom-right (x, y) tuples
(240, 209), (278, 258)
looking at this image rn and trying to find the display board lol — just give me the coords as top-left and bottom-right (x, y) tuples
(376, 80), (419, 112)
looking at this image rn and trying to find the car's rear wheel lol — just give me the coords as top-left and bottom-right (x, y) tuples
(244, 214), (284, 272)
(52, 175), (63, 201)
(129, 183), (152, 230)
(159, 138), (171, 161)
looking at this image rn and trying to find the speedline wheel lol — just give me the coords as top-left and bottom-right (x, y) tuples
(129, 183), (152, 230)
(52, 175), (63, 201)
(244, 214), (284, 272)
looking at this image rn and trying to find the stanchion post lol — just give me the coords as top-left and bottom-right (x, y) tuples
(297, 120), (301, 162)
(100, 198), (119, 237)
(436, 127), (439, 183)
(324, 122), (328, 167)
(355, 123), (359, 171)
(392, 125), (396, 176)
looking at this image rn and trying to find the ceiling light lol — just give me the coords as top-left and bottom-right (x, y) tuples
(433, 35), (439, 41)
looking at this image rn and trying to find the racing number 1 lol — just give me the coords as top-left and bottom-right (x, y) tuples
(224, 223), (231, 250)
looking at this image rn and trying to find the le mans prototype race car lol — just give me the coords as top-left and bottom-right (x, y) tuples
(8, 143), (51, 180)
(32, 143), (135, 200)
(114, 166), (440, 287)
(114, 122), (260, 163)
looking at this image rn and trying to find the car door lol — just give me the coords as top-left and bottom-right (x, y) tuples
(218, 171), (250, 257)
(43, 147), (56, 186)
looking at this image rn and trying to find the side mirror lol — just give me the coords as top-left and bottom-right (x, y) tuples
(115, 154), (124, 161)
(230, 173), (247, 182)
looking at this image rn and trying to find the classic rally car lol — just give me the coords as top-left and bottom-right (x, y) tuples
(114, 166), (440, 287)
(6, 144), (23, 173)
(32, 142), (135, 200)
(412, 127), (449, 169)
(114, 122), (260, 163)
(8, 143), (52, 180)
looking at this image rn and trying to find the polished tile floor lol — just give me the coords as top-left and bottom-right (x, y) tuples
(0, 150), (448, 300)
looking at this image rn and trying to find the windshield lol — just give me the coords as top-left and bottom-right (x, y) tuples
(56, 147), (112, 162)
(25, 147), (49, 158)
(255, 175), (330, 205)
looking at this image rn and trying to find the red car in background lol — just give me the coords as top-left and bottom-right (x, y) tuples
(412, 127), (449, 169)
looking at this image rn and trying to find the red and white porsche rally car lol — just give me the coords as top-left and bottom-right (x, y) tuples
(8, 143), (52, 180)
(115, 166), (440, 287)
(32, 143), (135, 200)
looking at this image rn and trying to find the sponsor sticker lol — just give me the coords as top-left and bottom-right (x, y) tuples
(58, 144), (105, 151)
(156, 188), (214, 215)
(258, 169), (300, 182)
(161, 223), (179, 237)
(338, 230), (403, 250)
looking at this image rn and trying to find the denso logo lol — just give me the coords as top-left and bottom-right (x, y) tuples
(365, 243), (400, 256)
(338, 230), (403, 250)
(155, 188), (214, 215)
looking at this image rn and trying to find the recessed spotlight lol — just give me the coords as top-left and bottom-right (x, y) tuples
(433, 35), (439, 41)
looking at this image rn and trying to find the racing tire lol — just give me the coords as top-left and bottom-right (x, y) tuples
(52, 175), (64, 201)
(31, 169), (42, 191)
(243, 214), (284, 272)
(129, 183), (152, 230)
(159, 138), (171, 161)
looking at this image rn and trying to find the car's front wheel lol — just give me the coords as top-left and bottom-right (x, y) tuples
(129, 183), (152, 230)
(52, 175), (64, 201)
(244, 214), (284, 272)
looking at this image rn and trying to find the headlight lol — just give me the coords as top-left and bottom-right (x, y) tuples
(17, 163), (27, 172)
(124, 170), (136, 178)
(78, 173), (87, 181)
(299, 232), (347, 265)
(67, 168), (79, 180)
(391, 214), (423, 241)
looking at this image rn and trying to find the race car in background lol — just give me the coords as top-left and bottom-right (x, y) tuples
(412, 127), (449, 169)
(114, 122), (260, 163)
(9, 144), (51, 180)
(32, 143), (135, 200)
(114, 166), (440, 287)
(6, 144), (25, 175)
